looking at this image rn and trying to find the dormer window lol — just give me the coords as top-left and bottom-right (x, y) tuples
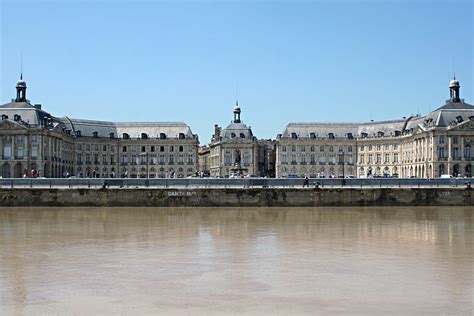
(394, 130), (401, 136)
(109, 132), (115, 139)
(160, 133), (167, 140)
(347, 133), (353, 139)
(92, 131), (99, 138)
(13, 114), (21, 121)
(240, 133), (245, 138)
(456, 116), (463, 123)
(310, 133), (316, 139)
(1, 114), (8, 120)
(141, 133), (148, 139)
(75, 131), (82, 137)
(179, 133), (185, 139)
(328, 133), (335, 139)
(378, 131), (384, 137)
(361, 132), (368, 138)
(291, 133), (297, 139)
(231, 133), (236, 138)
(123, 133), (130, 140)
(469, 116), (474, 121)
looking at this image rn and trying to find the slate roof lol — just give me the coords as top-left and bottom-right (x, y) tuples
(61, 118), (196, 139)
(221, 122), (254, 140)
(0, 100), (56, 127)
(281, 100), (474, 139)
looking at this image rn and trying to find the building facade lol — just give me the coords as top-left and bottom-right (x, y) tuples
(276, 78), (474, 178)
(208, 103), (264, 177)
(0, 78), (199, 178)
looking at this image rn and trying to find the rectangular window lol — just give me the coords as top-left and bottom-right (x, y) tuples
(102, 154), (107, 164)
(77, 144), (82, 150)
(188, 145), (193, 153)
(94, 144), (99, 151)
(301, 146), (305, 152)
(377, 144), (381, 151)
(31, 135), (38, 144)
(169, 153), (174, 163)
(16, 147), (24, 158)
(111, 145), (115, 152)
(141, 146), (146, 152)
(77, 153), (82, 162)
(122, 146), (127, 152)
(369, 145), (373, 151)
(338, 146), (343, 152)
(291, 153), (297, 163)
(310, 154), (316, 163)
(15, 135), (23, 144)
(301, 154), (306, 163)
(103, 145), (107, 152)
(151, 146), (155, 152)
(122, 154), (128, 163)
(31, 147), (38, 158)
(282, 154), (288, 163)
(453, 136), (458, 144)
(179, 146), (184, 152)
(131, 145), (137, 152)
(439, 136), (445, 144)
(160, 146), (165, 152)
(86, 144), (90, 151)
(329, 146), (334, 152)
(393, 144), (398, 151)
(310, 145), (315, 152)
(394, 153), (398, 163)
(86, 154), (91, 163)
(360, 145), (364, 151)
(169, 146), (174, 152)
(110, 155), (115, 164)
(320, 146), (324, 152)
(438, 147), (445, 158)
(376, 154), (381, 164)
(368, 154), (373, 163)
(384, 144), (389, 150)
(385, 153), (390, 164)
(94, 154), (99, 164)
(291, 145), (296, 152)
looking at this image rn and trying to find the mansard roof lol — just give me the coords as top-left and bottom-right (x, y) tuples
(0, 100), (56, 127)
(221, 122), (254, 140)
(61, 118), (196, 139)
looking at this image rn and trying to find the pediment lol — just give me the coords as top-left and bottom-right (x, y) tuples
(448, 120), (474, 131)
(0, 119), (27, 130)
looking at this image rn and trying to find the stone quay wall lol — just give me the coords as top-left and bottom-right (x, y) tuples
(0, 188), (473, 207)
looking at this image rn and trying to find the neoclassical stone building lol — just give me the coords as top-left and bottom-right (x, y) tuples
(208, 103), (262, 177)
(0, 77), (199, 178)
(276, 78), (474, 178)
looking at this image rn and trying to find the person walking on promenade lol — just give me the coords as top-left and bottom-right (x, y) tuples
(303, 174), (309, 188)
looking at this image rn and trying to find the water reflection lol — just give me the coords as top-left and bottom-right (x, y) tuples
(0, 207), (473, 315)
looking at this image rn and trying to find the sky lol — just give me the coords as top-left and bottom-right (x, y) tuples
(1, 0), (472, 144)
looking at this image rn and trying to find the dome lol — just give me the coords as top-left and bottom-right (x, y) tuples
(449, 79), (460, 88)
(221, 122), (253, 140)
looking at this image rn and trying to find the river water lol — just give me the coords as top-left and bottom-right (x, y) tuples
(0, 207), (472, 315)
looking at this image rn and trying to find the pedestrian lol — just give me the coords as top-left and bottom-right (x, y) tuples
(303, 174), (309, 188)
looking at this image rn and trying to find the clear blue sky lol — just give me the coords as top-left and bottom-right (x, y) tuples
(1, 0), (472, 144)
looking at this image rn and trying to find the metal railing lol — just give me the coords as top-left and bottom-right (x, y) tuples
(0, 177), (471, 189)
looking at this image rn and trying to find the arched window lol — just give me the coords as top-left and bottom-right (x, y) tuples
(160, 133), (167, 140)
(240, 133), (245, 138)
(231, 133), (236, 138)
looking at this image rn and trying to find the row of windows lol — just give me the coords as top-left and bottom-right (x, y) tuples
(359, 153), (399, 164)
(77, 144), (194, 153)
(281, 154), (354, 164)
(281, 145), (354, 153)
(77, 153), (195, 164)
(359, 144), (398, 151)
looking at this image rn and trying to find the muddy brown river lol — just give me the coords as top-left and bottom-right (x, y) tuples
(0, 207), (473, 315)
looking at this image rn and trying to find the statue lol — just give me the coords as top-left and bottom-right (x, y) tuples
(234, 149), (241, 166)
